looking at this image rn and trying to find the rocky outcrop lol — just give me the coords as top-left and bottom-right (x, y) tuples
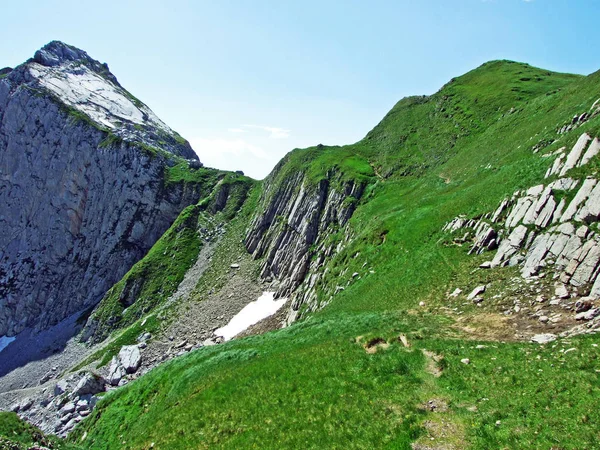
(0, 42), (206, 337)
(445, 131), (600, 314)
(245, 168), (367, 321)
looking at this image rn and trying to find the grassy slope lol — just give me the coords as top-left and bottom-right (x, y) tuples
(80, 166), (254, 367)
(0, 412), (78, 449)
(66, 63), (600, 449)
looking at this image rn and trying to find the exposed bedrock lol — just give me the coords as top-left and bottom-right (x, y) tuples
(245, 169), (366, 318)
(0, 43), (204, 337)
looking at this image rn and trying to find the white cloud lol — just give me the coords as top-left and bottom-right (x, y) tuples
(242, 124), (291, 139)
(228, 128), (246, 133)
(189, 137), (268, 160)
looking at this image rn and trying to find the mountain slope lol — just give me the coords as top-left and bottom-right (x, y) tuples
(59, 62), (600, 449)
(0, 41), (215, 339)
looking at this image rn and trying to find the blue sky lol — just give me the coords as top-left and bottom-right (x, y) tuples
(2, 0), (599, 179)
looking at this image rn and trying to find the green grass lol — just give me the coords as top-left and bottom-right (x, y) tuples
(0, 412), (78, 449)
(37, 61), (600, 448)
(71, 313), (432, 449)
(84, 204), (205, 344)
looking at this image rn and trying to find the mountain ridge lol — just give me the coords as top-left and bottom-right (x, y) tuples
(1, 41), (600, 449)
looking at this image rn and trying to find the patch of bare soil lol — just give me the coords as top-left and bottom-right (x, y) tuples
(422, 349), (444, 378)
(363, 337), (390, 354)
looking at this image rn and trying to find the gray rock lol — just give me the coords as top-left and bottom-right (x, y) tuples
(576, 308), (599, 321)
(555, 284), (570, 299)
(0, 41), (206, 339)
(108, 356), (126, 386)
(72, 372), (105, 396)
(118, 345), (141, 374)
(61, 402), (76, 415)
(245, 168), (366, 316)
(467, 285), (486, 300)
(54, 380), (68, 396)
(560, 178), (597, 222)
(559, 133), (592, 176)
(579, 137), (600, 167)
(531, 333), (557, 344)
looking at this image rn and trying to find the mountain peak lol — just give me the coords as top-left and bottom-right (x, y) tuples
(34, 41), (90, 67)
(32, 40), (121, 86)
(11, 41), (198, 160)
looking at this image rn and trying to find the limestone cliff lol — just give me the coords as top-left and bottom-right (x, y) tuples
(0, 42), (205, 337)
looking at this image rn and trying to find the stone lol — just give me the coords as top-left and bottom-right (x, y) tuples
(230, 263), (240, 269)
(575, 299), (594, 313)
(538, 316), (549, 324)
(108, 356), (126, 386)
(460, 358), (470, 365)
(575, 182), (600, 223)
(548, 177), (578, 191)
(559, 133), (592, 176)
(467, 285), (486, 301)
(521, 234), (552, 277)
(546, 153), (565, 178)
(119, 345), (142, 374)
(560, 178), (597, 222)
(0, 41), (203, 341)
(449, 288), (463, 298)
(555, 284), (570, 299)
(491, 225), (528, 267)
(531, 333), (557, 344)
(579, 137), (600, 167)
(479, 261), (492, 269)
(576, 308), (599, 321)
(54, 380), (68, 396)
(506, 198), (534, 228)
(19, 398), (33, 412)
(73, 372), (105, 397)
(61, 402), (76, 415)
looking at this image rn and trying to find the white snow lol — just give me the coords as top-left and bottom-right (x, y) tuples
(214, 292), (287, 341)
(0, 335), (16, 353)
(28, 62), (171, 132)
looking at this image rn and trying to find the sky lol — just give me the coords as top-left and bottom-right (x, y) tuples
(1, 1), (600, 179)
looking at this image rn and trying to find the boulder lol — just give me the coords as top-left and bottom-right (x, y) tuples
(119, 345), (142, 374)
(467, 285), (486, 301)
(73, 372), (105, 397)
(108, 356), (126, 386)
(531, 333), (557, 344)
(54, 380), (68, 396)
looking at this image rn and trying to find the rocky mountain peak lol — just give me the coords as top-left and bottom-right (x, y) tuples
(0, 40), (198, 160)
(32, 40), (121, 86)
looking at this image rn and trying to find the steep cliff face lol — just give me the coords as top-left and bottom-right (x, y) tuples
(0, 42), (205, 337)
(245, 162), (368, 321)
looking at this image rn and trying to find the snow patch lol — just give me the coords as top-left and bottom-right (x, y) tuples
(215, 292), (286, 341)
(0, 335), (16, 353)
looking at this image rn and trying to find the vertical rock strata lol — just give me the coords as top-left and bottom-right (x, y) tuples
(245, 169), (366, 321)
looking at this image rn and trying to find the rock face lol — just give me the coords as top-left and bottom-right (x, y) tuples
(0, 41), (205, 337)
(445, 129), (600, 315)
(245, 167), (367, 321)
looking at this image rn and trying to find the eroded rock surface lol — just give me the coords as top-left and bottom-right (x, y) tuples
(0, 42), (204, 337)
